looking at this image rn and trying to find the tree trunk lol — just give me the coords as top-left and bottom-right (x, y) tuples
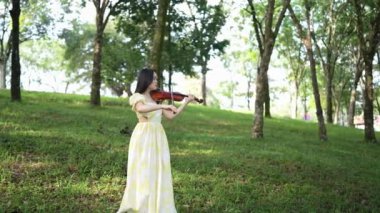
(125, 83), (132, 97)
(252, 66), (265, 138)
(65, 81), (70, 94)
(376, 52), (380, 114)
(110, 85), (124, 97)
(334, 82), (347, 125)
(347, 53), (363, 127)
(201, 63), (207, 106)
(311, 0), (338, 125)
(167, 14), (173, 103)
(291, 83), (300, 119)
(90, 12), (104, 106)
(353, 0), (379, 143)
(295, 83), (299, 119)
(89, 0), (122, 106)
(264, 73), (271, 118)
(314, 45), (336, 124)
(10, 0), (21, 102)
(375, 96), (380, 115)
(325, 1), (335, 124)
(306, 11), (327, 141)
(0, 1), (10, 89)
(347, 88), (357, 127)
(325, 64), (334, 123)
(253, 50), (272, 138)
(247, 74), (252, 110)
(334, 99), (339, 124)
(149, 0), (170, 87)
(363, 59), (376, 142)
(306, 40), (327, 141)
(168, 64), (173, 105)
(0, 58), (5, 88)
(248, 0), (290, 139)
(1, 35), (12, 89)
(302, 96), (308, 120)
(289, 3), (327, 141)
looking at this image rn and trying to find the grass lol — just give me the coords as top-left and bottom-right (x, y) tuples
(1, 89), (380, 212)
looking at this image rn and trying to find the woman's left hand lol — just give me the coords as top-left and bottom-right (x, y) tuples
(185, 94), (195, 103)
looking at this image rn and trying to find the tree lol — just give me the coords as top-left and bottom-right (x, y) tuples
(289, 1), (328, 141)
(149, 0), (170, 88)
(311, 0), (353, 124)
(0, 0), (11, 89)
(246, 0), (290, 138)
(332, 63), (351, 124)
(277, 17), (307, 119)
(61, 22), (144, 96)
(1, 0), (59, 89)
(10, 0), (21, 101)
(351, 0), (380, 143)
(347, 45), (363, 127)
(90, 0), (123, 106)
(162, 1), (197, 95)
(186, 0), (229, 106)
(224, 50), (257, 110)
(61, 22), (96, 86)
(102, 32), (144, 96)
(218, 80), (238, 108)
(114, 0), (209, 94)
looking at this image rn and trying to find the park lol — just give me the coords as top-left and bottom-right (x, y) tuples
(1, 0), (380, 212)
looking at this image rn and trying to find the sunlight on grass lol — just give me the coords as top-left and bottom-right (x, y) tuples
(0, 121), (28, 131)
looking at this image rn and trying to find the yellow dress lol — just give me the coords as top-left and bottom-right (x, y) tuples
(117, 93), (176, 213)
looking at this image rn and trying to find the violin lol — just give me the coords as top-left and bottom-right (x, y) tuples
(150, 89), (203, 104)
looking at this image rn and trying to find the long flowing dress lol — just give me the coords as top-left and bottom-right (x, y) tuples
(117, 93), (177, 213)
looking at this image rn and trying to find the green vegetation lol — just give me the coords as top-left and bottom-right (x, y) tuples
(1, 90), (379, 212)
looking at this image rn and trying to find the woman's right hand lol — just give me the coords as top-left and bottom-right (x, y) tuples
(161, 104), (178, 114)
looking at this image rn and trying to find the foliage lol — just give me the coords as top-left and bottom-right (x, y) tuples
(217, 80), (238, 108)
(102, 32), (145, 95)
(1, 0), (65, 62)
(60, 21), (144, 94)
(114, 0), (200, 82)
(20, 39), (67, 73)
(0, 0), (69, 42)
(187, 0), (229, 70)
(60, 22), (95, 82)
(161, 2), (198, 78)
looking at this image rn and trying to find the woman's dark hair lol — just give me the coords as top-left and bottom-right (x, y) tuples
(135, 68), (155, 93)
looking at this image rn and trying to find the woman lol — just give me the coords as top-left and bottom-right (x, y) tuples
(117, 68), (195, 213)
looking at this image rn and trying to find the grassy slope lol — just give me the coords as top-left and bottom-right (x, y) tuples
(0, 89), (379, 212)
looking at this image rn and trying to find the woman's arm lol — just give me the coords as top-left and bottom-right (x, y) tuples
(135, 101), (177, 114)
(163, 95), (195, 120)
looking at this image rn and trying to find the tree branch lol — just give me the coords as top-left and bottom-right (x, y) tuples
(103, 0), (123, 31)
(273, 0), (291, 38)
(264, 0), (275, 37)
(92, 0), (99, 8)
(100, 0), (110, 18)
(353, 0), (366, 54)
(311, 32), (326, 67)
(185, 0), (199, 32)
(247, 0), (264, 54)
(288, 5), (304, 40)
(369, 3), (380, 56)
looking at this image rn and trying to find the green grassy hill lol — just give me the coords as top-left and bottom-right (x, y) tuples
(1, 90), (379, 212)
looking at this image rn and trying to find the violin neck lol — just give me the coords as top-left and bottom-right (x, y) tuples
(172, 92), (203, 104)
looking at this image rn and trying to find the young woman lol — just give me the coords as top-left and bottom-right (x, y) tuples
(117, 68), (195, 213)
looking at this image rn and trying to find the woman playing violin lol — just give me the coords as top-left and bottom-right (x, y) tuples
(117, 68), (195, 213)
